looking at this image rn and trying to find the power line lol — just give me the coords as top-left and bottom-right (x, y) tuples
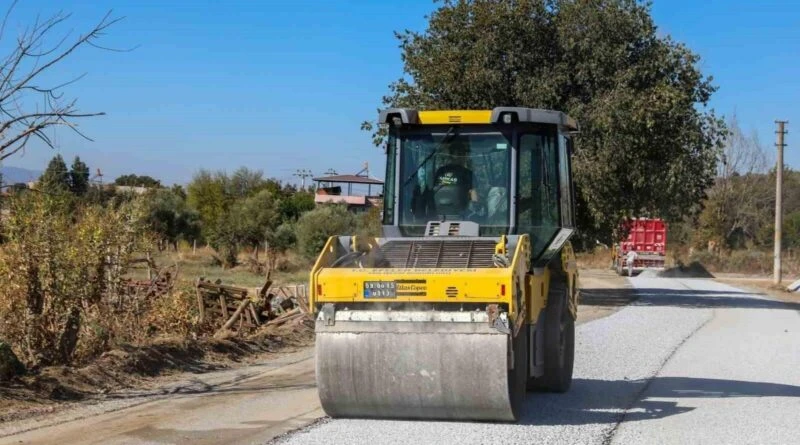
(293, 169), (313, 190)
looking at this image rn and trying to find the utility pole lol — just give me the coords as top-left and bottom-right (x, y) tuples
(774, 120), (788, 285)
(293, 169), (312, 190)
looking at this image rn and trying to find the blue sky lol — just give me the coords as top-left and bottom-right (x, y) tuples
(2, 0), (798, 186)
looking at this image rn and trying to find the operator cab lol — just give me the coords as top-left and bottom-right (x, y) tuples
(380, 107), (578, 261)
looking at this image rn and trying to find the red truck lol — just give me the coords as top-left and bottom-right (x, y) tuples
(612, 218), (667, 276)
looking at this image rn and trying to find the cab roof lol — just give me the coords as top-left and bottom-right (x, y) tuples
(378, 107), (579, 132)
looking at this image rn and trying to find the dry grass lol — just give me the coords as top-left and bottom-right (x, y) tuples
(578, 245), (800, 279)
(575, 249), (614, 269)
(671, 247), (800, 276)
(129, 246), (310, 288)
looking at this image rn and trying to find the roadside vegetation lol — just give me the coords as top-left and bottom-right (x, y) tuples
(1, 0), (798, 417)
(0, 160), (380, 373)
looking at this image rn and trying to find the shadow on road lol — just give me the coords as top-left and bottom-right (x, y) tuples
(580, 287), (638, 306)
(519, 376), (800, 426)
(580, 287), (800, 311)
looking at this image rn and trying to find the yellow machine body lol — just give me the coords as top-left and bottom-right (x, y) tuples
(311, 107), (580, 422)
(310, 235), (579, 329)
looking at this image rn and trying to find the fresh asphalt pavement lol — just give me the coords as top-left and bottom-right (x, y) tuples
(276, 277), (800, 445)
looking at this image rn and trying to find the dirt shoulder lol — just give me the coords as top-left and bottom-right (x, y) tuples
(577, 268), (635, 324)
(714, 274), (800, 304)
(0, 319), (313, 426)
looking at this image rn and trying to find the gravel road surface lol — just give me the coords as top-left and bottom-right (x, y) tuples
(277, 277), (800, 445)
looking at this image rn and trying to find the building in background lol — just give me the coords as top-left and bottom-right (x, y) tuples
(312, 163), (383, 213)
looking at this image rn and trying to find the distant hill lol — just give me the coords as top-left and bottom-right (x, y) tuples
(1, 166), (41, 184)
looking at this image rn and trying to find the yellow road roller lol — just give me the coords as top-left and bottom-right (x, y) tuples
(309, 107), (580, 422)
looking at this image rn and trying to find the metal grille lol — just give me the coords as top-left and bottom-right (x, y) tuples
(379, 240), (497, 268)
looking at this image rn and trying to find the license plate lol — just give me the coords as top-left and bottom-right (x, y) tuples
(363, 281), (397, 298)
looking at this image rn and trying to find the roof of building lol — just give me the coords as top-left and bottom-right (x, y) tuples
(313, 174), (383, 185)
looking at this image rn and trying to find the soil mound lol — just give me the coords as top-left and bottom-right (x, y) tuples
(658, 261), (715, 279)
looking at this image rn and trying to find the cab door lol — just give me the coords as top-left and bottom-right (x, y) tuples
(557, 135), (576, 229)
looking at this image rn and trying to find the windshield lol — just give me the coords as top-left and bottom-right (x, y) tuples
(390, 125), (512, 236)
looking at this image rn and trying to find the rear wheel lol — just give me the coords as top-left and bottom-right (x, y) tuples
(529, 278), (575, 392)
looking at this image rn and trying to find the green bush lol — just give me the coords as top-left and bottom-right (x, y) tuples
(295, 205), (355, 259)
(267, 223), (297, 254)
(356, 206), (382, 237)
(784, 211), (800, 250)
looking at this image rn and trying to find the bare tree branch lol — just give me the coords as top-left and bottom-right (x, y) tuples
(0, 0), (19, 43)
(0, 6), (126, 160)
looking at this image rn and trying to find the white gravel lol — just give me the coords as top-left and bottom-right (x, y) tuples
(276, 277), (735, 445)
(612, 278), (800, 445)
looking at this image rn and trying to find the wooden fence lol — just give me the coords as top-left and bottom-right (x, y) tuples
(195, 278), (310, 334)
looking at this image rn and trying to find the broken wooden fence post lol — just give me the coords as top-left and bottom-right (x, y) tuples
(218, 298), (252, 333)
(195, 278), (206, 323)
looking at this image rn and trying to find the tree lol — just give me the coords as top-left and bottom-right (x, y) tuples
(204, 189), (282, 265)
(230, 167), (266, 198)
(206, 218), (239, 269)
(84, 184), (117, 207)
(230, 189), (281, 257)
(39, 154), (70, 193)
(145, 189), (200, 251)
(265, 223), (297, 271)
(279, 190), (316, 221)
(69, 156), (90, 196)
(187, 170), (230, 241)
(266, 223), (297, 254)
(695, 116), (772, 249)
(0, 6), (123, 161)
(783, 209), (800, 250)
(114, 174), (161, 188)
(171, 184), (187, 200)
(295, 205), (356, 259)
(365, 0), (725, 243)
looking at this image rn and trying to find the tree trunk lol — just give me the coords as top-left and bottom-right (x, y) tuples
(57, 306), (81, 364)
(24, 259), (47, 366)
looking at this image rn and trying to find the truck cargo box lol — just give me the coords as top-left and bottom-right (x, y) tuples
(614, 218), (667, 275)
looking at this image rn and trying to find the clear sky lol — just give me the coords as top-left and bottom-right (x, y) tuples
(3, 0), (799, 186)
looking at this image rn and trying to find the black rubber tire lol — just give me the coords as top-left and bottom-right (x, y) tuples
(530, 279), (575, 393)
(507, 324), (528, 420)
